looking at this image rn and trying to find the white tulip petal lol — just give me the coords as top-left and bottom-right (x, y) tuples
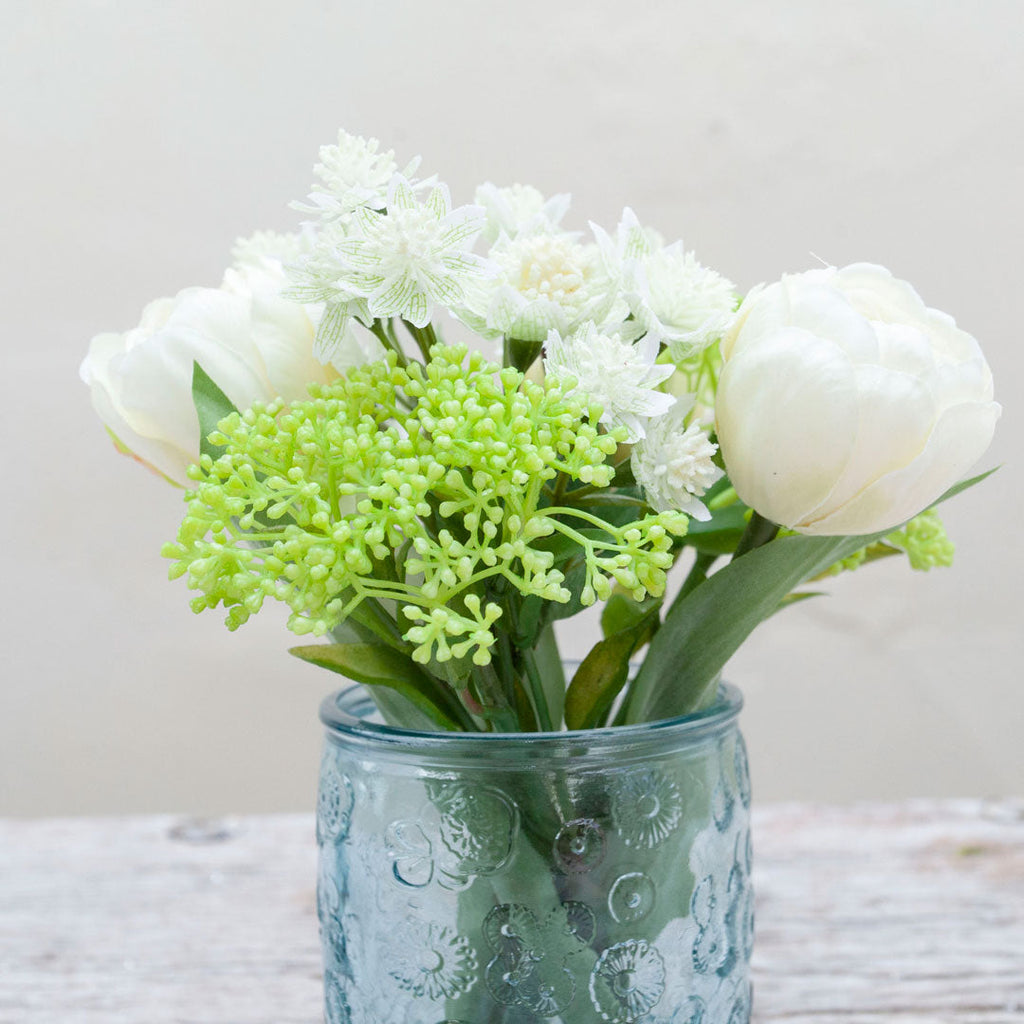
(716, 327), (859, 528)
(873, 321), (937, 377)
(800, 399), (1001, 535)
(720, 280), (790, 358)
(726, 273), (877, 364)
(82, 248), (341, 488)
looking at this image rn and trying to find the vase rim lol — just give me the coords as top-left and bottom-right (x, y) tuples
(319, 682), (743, 759)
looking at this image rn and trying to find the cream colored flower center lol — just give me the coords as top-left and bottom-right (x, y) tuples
(380, 207), (445, 264)
(503, 235), (590, 305)
(653, 427), (720, 495)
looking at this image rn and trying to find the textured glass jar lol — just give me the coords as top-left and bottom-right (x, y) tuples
(317, 684), (752, 1024)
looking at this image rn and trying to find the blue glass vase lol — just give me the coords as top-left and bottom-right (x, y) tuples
(316, 684), (752, 1023)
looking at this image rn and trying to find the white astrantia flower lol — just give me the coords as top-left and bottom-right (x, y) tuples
(543, 323), (675, 441)
(631, 397), (724, 520)
(328, 175), (492, 329)
(283, 219), (367, 307)
(594, 208), (737, 360)
(592, 205), (665, 268)
(474, 182), (571, 245)
(458, 228), (623, 342)
(293, 130), (427, 220)
(279, 218), (381, 367)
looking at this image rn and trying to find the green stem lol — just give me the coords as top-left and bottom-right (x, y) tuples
(345, 596), (410, 650)
(570, 493), (650, 511)
(369, 319), (408, 368)
(403, 320), (439, 361)
(520, 647), (555, 732)
(732, 510), (780, 560)
(470, 662), (520, 732)
(550, 471), (569, 507)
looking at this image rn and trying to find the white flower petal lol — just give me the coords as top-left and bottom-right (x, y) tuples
(717, 263), (999, 535)
(802, 399), (1001, 534)
(716, 327), (860, 528)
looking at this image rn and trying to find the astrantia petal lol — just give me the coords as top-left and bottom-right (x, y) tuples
(543, 324), (675, 443)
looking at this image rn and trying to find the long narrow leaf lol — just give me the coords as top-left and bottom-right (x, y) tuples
(621, 469), (996, 725)
(564, 630), (637, 731)
(290, 642), (462, 732)
(566, 604), (660, 730)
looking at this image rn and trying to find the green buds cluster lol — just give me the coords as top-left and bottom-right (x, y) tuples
(886, 509), (954, 571)
(163, 345), (687, 666)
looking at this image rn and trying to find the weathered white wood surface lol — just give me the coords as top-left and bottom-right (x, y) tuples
(1, 800), (1021, 1023)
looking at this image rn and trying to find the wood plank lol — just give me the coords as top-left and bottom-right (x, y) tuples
(750, 800), (1024, 1022)
(0, 801), (1020, 1022)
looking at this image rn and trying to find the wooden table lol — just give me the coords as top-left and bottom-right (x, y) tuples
(2, 800), (1022, 1022)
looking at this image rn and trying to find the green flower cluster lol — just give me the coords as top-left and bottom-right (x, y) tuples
(163, 346), (687, 666)
(808, 508), (955, 579)
(886, 509), (954, 571)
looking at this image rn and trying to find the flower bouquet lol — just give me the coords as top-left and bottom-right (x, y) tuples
(81, 130), (999, 1023)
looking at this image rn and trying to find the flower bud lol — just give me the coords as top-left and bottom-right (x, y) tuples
(715, 264), (1000, 535)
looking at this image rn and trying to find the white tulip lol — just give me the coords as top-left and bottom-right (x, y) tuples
(715, 263), (1000, 535)
(81, 253), (342, 487)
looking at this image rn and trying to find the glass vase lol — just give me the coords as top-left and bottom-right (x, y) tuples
(316, 684), (752, 1024)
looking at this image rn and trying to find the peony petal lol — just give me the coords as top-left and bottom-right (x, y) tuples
(248, 291), (323, 397)
(781, 277), (879, 362)
(116, 324), (268, 448)
(799, 399), (1001, 535)
(82, 337), (196, 485)
(833, 263), (928, 323)
(716, 327), (860, 528)
(803, 362), (938, 522)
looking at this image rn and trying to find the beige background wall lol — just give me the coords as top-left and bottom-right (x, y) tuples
(1, 0), (1021, 816)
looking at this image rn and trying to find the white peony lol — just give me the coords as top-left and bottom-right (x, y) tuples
(80, 243), (352, 487)
(715, 263), (1000, 535)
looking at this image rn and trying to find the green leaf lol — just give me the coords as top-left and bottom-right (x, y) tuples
(775, 589), (825, 612)
(289, 642), (463, 732)
(191, 362), (238, 462)
(345, 597), (410, 651)
(680, 503), (749, 555)
(601, 591), (662, 639)
(933, 466), (998, 503)
(620, 467), (998, 726)
(507, 337), (543, 373)
(531, 624), (567, 729)
(620, 532), (874, 724)
(564, 630), (637, 731)
(566, 602), (661, 730)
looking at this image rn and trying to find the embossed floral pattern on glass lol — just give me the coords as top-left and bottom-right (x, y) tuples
(317, 684), (752, 1023)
